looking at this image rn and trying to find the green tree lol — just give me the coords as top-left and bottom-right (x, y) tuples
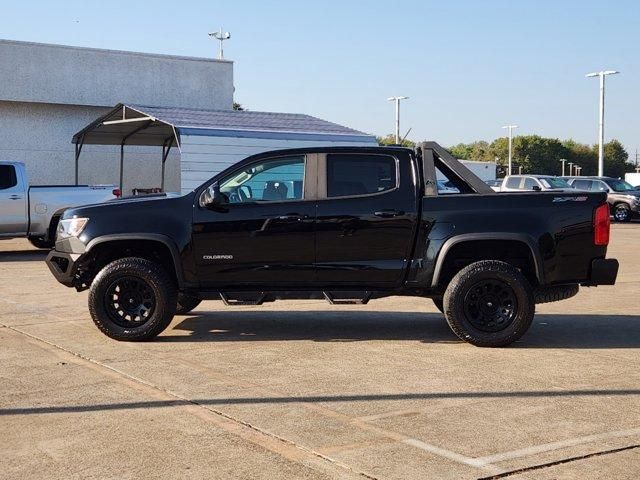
(511, 135), (569, 175)
(376, 134), (415, 148)
(602, 139), (632, 178)
(448, 143), (474, 159)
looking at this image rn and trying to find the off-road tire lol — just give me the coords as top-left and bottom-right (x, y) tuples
(176, 293), (202, 315)
(443, 260), (535, 347)
(613, 203), (631, 222)
(28, 236), (54, 249)
(432, 297), (444, 313)
(88, 257), (177, 341)
(534, 284), (579, 304)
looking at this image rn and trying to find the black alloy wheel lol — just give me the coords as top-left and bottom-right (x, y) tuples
(442, 260), (535, 347)
(462, 279), (517, 333)
(104, 276), (156, 327)
(88, 257), (177, 341)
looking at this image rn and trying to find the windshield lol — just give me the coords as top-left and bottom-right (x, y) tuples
(606, 179), (636, 192)
(539, 177), (570, 189)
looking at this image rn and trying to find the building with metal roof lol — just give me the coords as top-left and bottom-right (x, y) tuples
(74, 104), (377, 194)
(0, 39), (233, 192)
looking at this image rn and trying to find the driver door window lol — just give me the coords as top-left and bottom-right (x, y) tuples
(220, 155), (305, 203)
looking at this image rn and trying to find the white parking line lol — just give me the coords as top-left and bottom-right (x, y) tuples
(473, 427), (640, 465)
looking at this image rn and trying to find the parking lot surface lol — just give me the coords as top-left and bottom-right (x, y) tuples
(1, 225), (639, 479)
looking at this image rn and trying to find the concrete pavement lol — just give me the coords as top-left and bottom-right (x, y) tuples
(1, 225), (639, 479)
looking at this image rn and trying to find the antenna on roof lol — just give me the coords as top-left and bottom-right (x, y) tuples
(209, 27), (231, 60)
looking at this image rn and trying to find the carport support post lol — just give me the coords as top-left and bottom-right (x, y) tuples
(161, 137), (173, 192)
(119, 143), (125, 194)
(74, 135), (85, 186)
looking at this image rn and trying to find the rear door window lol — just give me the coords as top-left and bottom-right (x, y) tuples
(523, 177), (537, 190)
(326, 154), (396, 197)
(0, 165), (18, 190)
(591, 181), (609, 192)
(572, 179), (592, 190)
(504, 177), (522, 189)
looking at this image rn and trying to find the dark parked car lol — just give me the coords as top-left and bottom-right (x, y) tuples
(566, 176), (640, 222)
(46, 143), (618, 347)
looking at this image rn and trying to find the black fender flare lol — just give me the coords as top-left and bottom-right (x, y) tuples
(85, 233), (185, 287)
(430, 232), (544, 288)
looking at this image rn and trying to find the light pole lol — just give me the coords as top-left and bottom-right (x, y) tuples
(568, 162), (574, 176)
(573, 164), (580, 176)
(576, 166), (582, 176)
(586, 70), (619, 176)
(388, 96), (409, 144)
(502, 125), (518, 175)
(559, 158), (567, 176)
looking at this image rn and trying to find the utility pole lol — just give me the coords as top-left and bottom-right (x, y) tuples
(209, 27), (231, 60)
(387, 96), (409, 144)
(502, 125), (518, 175)
(586, 70), (619, 176)
(559, 158), (567, 176)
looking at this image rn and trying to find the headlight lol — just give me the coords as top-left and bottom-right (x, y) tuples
(58, 217), (89, 238)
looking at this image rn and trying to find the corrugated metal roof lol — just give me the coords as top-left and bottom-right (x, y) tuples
(73, 103), (375, 146)
(128, 104), (369, 136)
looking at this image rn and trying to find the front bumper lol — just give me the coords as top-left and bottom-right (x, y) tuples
(46, 250), (82, 287)
(585, 258), (619, 286)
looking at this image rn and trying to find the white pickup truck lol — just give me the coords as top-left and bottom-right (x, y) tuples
(0, 161), (117, 248)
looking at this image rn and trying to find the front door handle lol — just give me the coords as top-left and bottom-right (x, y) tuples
(374, 209), (403, 218)
(9, 195), (22, 200)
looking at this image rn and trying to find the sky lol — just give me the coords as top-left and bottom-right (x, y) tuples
(1, 0), (639, 157)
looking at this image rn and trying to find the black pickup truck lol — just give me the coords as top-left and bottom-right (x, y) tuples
(46, 142), (618, 347)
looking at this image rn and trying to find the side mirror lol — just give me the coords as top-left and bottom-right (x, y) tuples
(532, 185), (542, 192)
(199, 182), (229, 209)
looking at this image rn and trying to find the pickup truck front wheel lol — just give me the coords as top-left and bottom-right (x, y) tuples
(88, 257), (177, 341)
(443, 260), (535, 347)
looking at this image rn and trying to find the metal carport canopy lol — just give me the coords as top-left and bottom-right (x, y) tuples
(72, 103), (375, 193)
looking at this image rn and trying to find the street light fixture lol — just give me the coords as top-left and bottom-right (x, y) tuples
(559, 158), (567, 176)
(586, 70), (619, 176)
(502, 125), (518, 175)
(387, 96), (409, 144)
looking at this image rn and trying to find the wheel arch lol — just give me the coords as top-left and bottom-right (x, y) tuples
(85, 234), (185, 287)
(431, 233), (544, 288)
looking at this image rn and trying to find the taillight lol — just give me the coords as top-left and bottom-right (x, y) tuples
(594, 203), (610, 246)
(112, 188), (121, 198)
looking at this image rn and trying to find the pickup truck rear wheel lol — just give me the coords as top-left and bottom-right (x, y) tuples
(176, 293), (202, 315)
(443, 260), (535, 347)
(88, 257), (177, 341)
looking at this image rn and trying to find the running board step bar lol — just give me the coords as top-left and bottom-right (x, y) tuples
(219, 292), (267, 306)
(322, 291), (372, 305)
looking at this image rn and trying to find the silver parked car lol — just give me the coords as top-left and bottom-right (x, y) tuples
(500, 175), (572, 192)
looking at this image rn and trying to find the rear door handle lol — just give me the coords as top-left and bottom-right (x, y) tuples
(9, 195), (22, 200)
(374, 209), (403, 218)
